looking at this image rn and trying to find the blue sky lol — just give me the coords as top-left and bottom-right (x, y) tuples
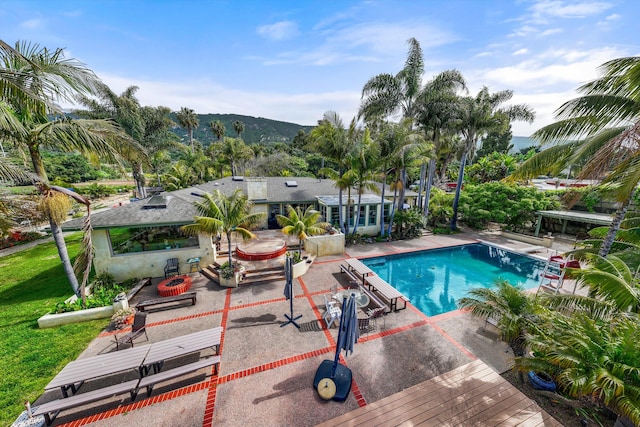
(2, 0), (638, 136)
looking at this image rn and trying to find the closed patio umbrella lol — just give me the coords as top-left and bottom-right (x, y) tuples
(313, 292), (360, 402)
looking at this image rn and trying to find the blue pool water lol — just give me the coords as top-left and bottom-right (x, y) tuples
(361, 243), (545, 316)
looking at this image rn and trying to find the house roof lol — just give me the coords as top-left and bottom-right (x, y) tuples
(62, 176), (416, 230)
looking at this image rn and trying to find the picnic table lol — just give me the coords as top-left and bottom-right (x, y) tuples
(45, 344), (151, 397)
(344, 258), (374, 285)
(143, 327), (223, 374)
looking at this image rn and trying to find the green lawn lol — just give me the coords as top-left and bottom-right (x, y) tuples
(0, 234), (109, 426)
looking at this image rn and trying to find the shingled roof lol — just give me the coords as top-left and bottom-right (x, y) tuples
(62, 176), (416, 230)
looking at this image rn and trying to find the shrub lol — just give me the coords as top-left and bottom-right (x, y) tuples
(459, 182), (560, 231)
(0, 231), (45, 249)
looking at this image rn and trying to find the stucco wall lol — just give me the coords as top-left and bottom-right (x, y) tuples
(92, 229), (215, 281)
(305, 233), (344, 257)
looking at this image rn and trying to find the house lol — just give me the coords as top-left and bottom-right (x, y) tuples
(62, 176), (416, 281)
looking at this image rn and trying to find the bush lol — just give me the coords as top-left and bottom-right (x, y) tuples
(459, 182), (560, 231)
(53, 273), (138, 313)
(0, 231), (45, 249)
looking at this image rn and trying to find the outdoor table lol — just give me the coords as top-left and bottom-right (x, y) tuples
(142, 327), (223, 374)
(186, 257), (201, 274)
(45, 344), (151, 397)
(344, 258), (374, 285)
(334, 289), (370, 308)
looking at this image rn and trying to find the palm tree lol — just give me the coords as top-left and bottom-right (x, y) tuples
(414, 70), (466, 218)
(181, 189), (265, 267)
(450, 87), (535, 230)
(176, 107), (199, 148)
(350, 128), (381, 235)
(308, 112), (357, 233)
(516, 313), (640, 425)
(277, 205), (329, 256)
(512, 56), (640, 256)
(1, 41), (137, 296)
(222, 137), (252, 178)
(359, 37), (425, 209)
(209, 120), (225, 142)
(233, 120), (244, 138)
(458, 280), (538, 358)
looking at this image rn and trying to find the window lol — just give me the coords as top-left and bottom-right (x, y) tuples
(330, 207), (340, 227)
(368, 205), (377, 226)
(109, 225), (199, 255)
(357, 206), (365, 226)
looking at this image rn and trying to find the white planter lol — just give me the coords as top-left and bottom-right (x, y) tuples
(37, 299), (129, 328)
(219, 266), (245, 288)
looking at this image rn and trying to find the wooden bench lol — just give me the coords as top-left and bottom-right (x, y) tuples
(32, 379), (140, 426)
(339, 264), (360, 285)
(364, 275), (409, 312)
(126, 277), (152, 300)
(136, 356), (221, 397)
(136, 291), (197, 312)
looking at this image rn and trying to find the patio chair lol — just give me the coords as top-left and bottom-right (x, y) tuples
(367, 307), (386, 329)
(164, 258), (180, 278)
(114, 311), (148, 350)
(323, 294), (341, 328)
(358, 316), (374, 334)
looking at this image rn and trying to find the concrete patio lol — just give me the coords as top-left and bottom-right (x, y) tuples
(31, 230), (573, 427)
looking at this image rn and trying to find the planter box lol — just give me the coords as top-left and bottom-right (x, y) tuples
(501, 231), (554, 248)
(219, 266), (245, 288)
(37, 299), (129, 329)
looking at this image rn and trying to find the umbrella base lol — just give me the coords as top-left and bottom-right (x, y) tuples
(281, 313), (302, 328)
(313, 360), (352, 402)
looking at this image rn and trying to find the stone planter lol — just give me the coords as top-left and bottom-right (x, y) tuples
(219, 266), (245, 288)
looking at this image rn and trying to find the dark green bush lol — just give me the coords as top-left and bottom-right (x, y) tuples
(459, 182), (560, 231)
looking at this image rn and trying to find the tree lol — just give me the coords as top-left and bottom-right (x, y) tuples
(209, 120), (225, 142)
(414, 70), (466, 218)
(233, 120), (244, 138)
(512, 56), (640, 256)
(1, 41), (137, 296)
(359, 37), (426, 209)
(450, 87), (535, 230)
(307, 112), (357, 233)
(475, 120), (513, 159)
(276, 205), (329, 256)
(176, 106), (199, 148)
(181, 189), (265, 267)
(458, 281), (538, 358)
(75, 84), (176, 198)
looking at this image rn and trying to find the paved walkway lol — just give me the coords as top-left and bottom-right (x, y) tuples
(31, 231), (573, 427)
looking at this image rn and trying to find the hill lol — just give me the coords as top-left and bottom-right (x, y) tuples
(169, 113), (314, 145)
(510, 136), (539, 153)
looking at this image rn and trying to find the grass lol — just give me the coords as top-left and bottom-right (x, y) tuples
(0, 234), (109, 426)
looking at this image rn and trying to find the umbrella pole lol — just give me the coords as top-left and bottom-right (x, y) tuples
(331, 296), (348, 377)
(281, 257), (301, 328)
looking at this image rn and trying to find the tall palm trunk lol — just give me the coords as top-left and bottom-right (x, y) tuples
(30, 145), (81, 295)
(423, 158), (436, 218)
(387, 180), (399, 236)
(50, 220), (81, 296)
(599, 187), (637, 257)
(379, 172), (388, 237)
(450, 150), (468, 230)
(132, 162), (146, 199)
(417, 162), (426, 210)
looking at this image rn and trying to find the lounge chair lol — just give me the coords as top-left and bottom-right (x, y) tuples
(323, 294), (341, 328)
(114, 311), (149, 350)
(164, 257), (180, 278)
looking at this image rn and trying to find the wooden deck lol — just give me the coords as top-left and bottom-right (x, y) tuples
(316, 360), (562, 427)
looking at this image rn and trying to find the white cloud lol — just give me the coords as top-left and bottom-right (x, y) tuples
(539, 28), (562, 36)
(529, 0), (613, 19)
(605, 13), (620, 21)
(85, 72), (360, 126)
(513, 48), (528, 56)
(473, 51), (493, 58)
(21, 19), (42, 30)
(256, 21), (299, 41)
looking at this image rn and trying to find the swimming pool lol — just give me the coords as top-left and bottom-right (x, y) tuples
(360, 243), (545, 316)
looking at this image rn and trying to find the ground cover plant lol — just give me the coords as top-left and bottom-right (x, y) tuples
(0, 233), (108, 425)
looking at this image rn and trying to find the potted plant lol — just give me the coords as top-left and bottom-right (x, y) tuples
(219, 261), (245, 287)
(111, 307), (136, 329)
